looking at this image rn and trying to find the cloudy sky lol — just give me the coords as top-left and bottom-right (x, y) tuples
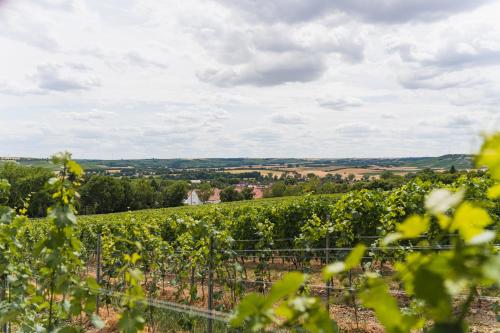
(1, 0), (500, 158)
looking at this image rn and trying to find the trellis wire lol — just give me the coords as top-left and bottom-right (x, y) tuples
(99, 288), (230, 322)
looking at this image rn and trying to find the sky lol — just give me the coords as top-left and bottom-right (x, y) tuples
(1, 0), (500, 159)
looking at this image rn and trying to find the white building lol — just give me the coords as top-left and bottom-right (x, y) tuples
(183, 190), (203, 205)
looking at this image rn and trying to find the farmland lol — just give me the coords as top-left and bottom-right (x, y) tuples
(12, 160), (500, 332)
(224, 165), (423, 180)
(3, 154), (473, 174)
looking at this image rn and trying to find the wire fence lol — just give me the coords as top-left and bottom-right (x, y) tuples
(85, 233), (500, 332)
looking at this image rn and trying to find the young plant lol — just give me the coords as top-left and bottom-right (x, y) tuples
(33, 152), (103, 331)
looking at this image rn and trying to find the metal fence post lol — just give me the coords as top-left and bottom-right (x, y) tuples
(207, 235), (214, 333)
(96, 232), (102, 315)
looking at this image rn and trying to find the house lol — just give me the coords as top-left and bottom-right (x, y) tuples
(183, 190), (203, 205)
(234, 184), (266, 199)
(206, 188), (221, 204)
(252, 186), (265, 199)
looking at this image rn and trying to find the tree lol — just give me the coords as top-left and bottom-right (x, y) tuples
(240, 187), (254, 200)
(197, 182), (214, 203)
(163, 181), (188, 207)
(220, 186), (241, 202)
(450, 164), (457, 174)
(347, 173), (356, 181)
(380, 170), (394, 179)
(80, 175), (125, 214)
(270, 181), (286, 197)
(0, 162), (53, 217)
(132, 179), (158, 209)
(333, 173), (343, 183)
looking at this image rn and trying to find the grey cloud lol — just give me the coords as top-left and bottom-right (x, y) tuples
(0, 82), (45, 96)
(198, 53), (326, 87)
(0, 24), (59, 52)
(252, 29), (302, 53)
(417, 113), (484, 133)
(395, 42), (500, 69)
(213, 0), (492, 24)
(34, 65), (100, 92)
(270, 112), (308, 125)
(398, 70), (484, 90)
(317, 97), (363, 110)
(189, 18), (364, 87)
(445, 114), (476, 128)
(0, 4), (60, 52)
(189, 22), (253, 65)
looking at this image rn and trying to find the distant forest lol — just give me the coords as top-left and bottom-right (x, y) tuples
(3, 154), (473, 170)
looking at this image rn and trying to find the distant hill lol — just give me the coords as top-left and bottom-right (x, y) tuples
(3, 154), (474, 170)
(330, 154), (473, 169)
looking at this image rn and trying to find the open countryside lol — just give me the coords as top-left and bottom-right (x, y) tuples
(1, 1), (499, 333)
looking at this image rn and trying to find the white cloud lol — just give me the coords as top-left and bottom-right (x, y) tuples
(317, 97), (363, 111)
(213, 0), (493, 24)
(1, 0), (500, 158)
(270, 112), (308, 125)
(198, 53), (327, 87)
(59, 110), (116, 121)
(34, 64), (100, 92)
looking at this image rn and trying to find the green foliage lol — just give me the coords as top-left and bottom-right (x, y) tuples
(359, 134), (500, 332)
(230, 272), (338, 333)
(1, 153), (147, 332)
(163, 181), (189, 207)
(220, 186), (242, 202)
(197, 182), (214, 203)
(358, 275), (421, 333)
(32, 152), (102, 331)
(117, 249), (146, 333)
(0, 162), (53, 217)
(228, 134), (500, 333)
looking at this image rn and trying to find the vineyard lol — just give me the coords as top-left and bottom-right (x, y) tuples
(0, 138), (499, 332)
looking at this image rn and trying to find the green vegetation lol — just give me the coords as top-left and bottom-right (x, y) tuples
(6, 154), (474, 171)
(0, 142), (497, 332)
(230, 136), (500, 333)
(0, 153), (144, 332)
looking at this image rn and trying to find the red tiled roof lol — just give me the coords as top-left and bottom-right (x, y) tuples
(208, 188), (221, 202)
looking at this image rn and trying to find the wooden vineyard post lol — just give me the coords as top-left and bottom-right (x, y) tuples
(2, 276), (7, 333)
(207, 235), (214, 333)
(325, 214), (331, 313)
(349, 269), (359, 329)
(96, 232), (102, 315)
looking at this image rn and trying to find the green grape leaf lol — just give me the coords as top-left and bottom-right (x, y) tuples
(344, 244), (366, 269)
(425, 189), (463, 215)
(359, 276), (415, 333)
(487, 184), (500, 199)
(384, 215), (430, 244)
(267, 272), (307, 305)
(414, 267), (452, 321)
(323, 244), (365, 280)
(230, 293), (269, 329)
(451, 203), (493, 244)
(476, 133), (500, 180)
(483, 254), (500, 287)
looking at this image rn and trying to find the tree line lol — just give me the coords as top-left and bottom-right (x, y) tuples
(0, 162), (189, 216)
(0, 161), (474, 218)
